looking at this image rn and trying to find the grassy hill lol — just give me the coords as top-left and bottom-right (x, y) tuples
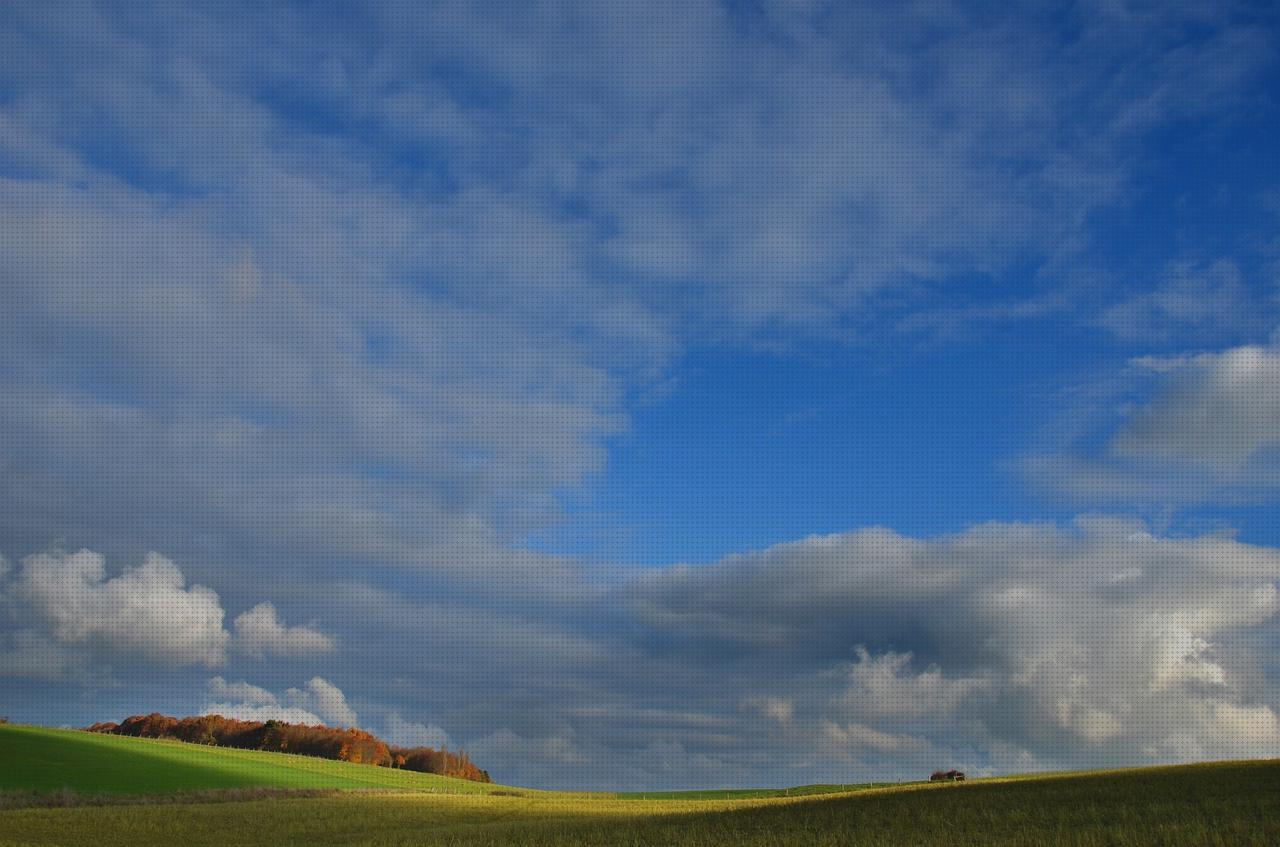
(2, 724), (1277, 846)
(0, 724), (516, 797)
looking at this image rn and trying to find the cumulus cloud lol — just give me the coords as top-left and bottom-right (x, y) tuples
(207, 676), (278, 706)
(233, 603), (334, 659)
(289, 677), (358, 728)
(627, 518), (1280, 769)
(202, 676), (356, 727)
(10, 522), (1277, 788)
(384, 712), (453, 750)
(307, 517), (1280, 788)
(8, 549), (229, 667)
(833, 647), (990, 721)
(0, 548), (340, 673)
(264, 516), (1276, 787)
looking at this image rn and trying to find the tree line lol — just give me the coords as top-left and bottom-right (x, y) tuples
(86, 713), (490, 782)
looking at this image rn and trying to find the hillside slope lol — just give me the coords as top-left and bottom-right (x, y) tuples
(0, 724), (514, 796)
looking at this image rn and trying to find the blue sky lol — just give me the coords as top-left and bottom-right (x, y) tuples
(2, 0), (1280, 790)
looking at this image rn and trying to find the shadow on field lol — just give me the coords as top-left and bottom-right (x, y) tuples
(0, 727), (284, 795)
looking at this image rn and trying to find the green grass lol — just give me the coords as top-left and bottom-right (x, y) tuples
(0, 724), (520, 796)
(1, 724), (1277, 846)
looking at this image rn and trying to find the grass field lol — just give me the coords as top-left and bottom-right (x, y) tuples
(0, 724), (521, 796)
(2, 724), (1277, 846)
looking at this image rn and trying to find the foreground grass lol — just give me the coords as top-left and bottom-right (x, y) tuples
(2, 759), (1277, 846)
(0, 724), (521, 796)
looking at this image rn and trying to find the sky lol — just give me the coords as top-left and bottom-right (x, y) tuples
(1, 0), (1280, 791)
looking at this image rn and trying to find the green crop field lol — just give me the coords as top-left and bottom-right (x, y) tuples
(2, 724), (1277, 846)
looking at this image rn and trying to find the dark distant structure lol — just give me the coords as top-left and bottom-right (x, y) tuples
(930, 770), (966, 782)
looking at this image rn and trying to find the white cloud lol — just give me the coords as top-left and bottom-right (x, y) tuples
(233, 603), (334, 659)
(287, 676), (358, 728)
(1, 548), (345, 673)
(1146, 623), (1227, 693)
(384, 712), (453, 750)
(10, 549), (229, 667)
(833, 647), (990, 721)
(207, 675), (278, 706)
(202, 676), (355, 727)
(1115, 344), (1280, 471)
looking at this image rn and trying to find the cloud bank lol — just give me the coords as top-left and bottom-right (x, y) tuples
(619, 519), (1280, 775)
